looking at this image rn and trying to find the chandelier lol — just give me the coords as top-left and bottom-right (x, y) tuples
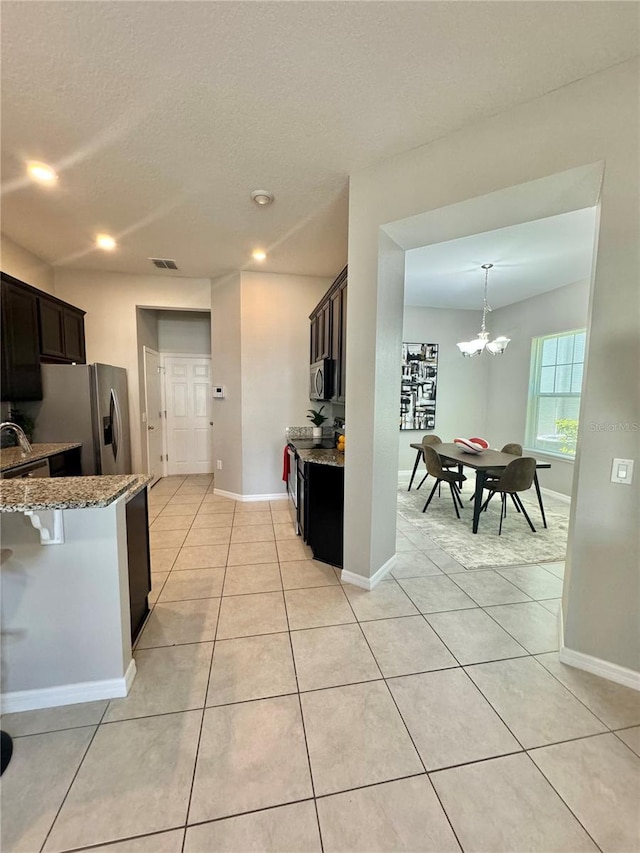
(456, 264), (510, 357)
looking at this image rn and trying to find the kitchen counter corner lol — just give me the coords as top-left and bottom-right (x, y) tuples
(297, 448), (345, 467)
(0, 442), (83, 473)
(0, 473), (152, 512)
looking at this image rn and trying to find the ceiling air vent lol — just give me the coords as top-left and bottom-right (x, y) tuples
(149, 258), (178, 270)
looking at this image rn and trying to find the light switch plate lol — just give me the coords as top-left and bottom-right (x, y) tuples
(611, 458), (634, 484)
(212, 385), (226, 398)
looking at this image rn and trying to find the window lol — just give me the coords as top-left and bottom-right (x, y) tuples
(526, 329), (586, 458)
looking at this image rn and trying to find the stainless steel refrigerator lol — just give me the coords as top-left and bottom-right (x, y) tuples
(32, 363), (132, 475)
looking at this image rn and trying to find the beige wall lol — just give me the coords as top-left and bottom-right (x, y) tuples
(487, 279), (591, 496)
(210, 270), (331, 498)
(157, 310), (211, 355)
(1, 233), (55, 294)
(240, 271), (331, 496)
(400, 306), (490, 470)
(135, 308), (160, 472)
(210, 272), (243, 495)
(54, 269), (211, 472)
(347, 59), (639, 672)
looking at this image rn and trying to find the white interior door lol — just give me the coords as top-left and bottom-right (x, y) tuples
(143, 348), (163, 484)
(163, 355), (213, 475)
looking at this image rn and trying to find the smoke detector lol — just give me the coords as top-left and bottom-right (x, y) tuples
(250, 190), (274, 206)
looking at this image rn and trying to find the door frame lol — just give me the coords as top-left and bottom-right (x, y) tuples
(143, 346), (167, 483)
(159, 351), (213, 477)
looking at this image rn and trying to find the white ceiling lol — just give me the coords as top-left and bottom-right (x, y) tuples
(1, 2), (637, 279)
(404, 207), (599, 310)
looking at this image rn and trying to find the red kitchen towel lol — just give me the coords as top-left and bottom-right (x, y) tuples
(282, 446), (290, 482)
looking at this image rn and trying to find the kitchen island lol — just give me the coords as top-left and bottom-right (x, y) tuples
(0, 473), (151, 713)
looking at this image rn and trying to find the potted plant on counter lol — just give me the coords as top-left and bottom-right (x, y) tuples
(307, 406), (328, 441)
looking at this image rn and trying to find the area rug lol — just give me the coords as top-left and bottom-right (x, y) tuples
(397, 483), (569, 570)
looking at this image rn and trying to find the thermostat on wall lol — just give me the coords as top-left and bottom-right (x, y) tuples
(212, 385), (226, 399)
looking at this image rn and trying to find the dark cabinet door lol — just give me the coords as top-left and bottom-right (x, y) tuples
(310, 314), (319, 364)
(39, 296), (66, 359)
(338, 281), (347, 402)
(320, 302), (331, 359)
(306, 463), (344, 568)
(125, 488), (152, 642)
(1, 278), (42, 401)
(329, 278), (347, 402)
(63, 308), (86, 363)
(297, 462), (307, 541)
(48, 447), (82, 477)
(310, 300), (332, 364)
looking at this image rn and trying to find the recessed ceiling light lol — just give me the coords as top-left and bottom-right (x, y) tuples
(252, 249), (267, 261)
(27, 161), (58, 185)
(96, 234), (117, 251)
(250, 190), (274, 206)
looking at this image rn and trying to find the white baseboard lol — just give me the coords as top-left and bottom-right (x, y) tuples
(1, 659), (137, 714)
(539, 486), (572, 505)
(213, 488), (288, 502)
(559, 645), (640, 692)
(341, 553), (397, 590)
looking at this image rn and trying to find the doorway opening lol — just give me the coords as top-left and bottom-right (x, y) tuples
(137, 308), (212, 479)
(378, 162), (603, 581)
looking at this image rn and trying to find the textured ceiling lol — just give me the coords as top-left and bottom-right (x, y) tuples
(404, 207), (599, 310)
(1, 1), (637, 279)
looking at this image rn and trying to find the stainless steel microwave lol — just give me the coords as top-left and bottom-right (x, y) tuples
(309, 358), (332, 401)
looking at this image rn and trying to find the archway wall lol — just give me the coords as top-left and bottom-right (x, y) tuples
(345, 59), (639, 673)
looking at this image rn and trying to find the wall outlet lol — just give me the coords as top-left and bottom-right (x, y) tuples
(216, 460), (222, 470)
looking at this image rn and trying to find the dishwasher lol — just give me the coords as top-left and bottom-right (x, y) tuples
(1, 458), (51, 479)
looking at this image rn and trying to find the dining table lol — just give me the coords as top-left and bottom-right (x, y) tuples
(408, 442), (551, 534)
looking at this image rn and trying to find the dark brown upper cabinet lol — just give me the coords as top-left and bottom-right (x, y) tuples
(1, 275), (43, 401)
(62, 307), (86, 363)
(309, 266), (347, 402)
(1, 272), (86, 401)
(38, 296), (66, 359)
(38, 294), (86, 364)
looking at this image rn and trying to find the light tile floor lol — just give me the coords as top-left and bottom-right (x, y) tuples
(2, 473), (639, 852)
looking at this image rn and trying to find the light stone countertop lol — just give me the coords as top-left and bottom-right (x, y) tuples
(297, 448), (345, 467)
(0, 442), (82, 473)
(0, 474), (152, 512)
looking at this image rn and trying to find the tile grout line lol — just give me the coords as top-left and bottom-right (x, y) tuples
(521, 750), (605, 852)
(321, 581), (471, 851)
(37, 720), (104, 853)
(276, 552), (326, 853)
(365, 609), (531, 806)
(278, 544), (324, 851)
(178, 476), (230, 853)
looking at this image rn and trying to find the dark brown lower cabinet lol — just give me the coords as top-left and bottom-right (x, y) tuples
(125, 488), (151, 642)
(302, 462), (344, 568)
(48, 447), (82, 477)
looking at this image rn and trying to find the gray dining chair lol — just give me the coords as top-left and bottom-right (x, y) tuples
(421, 445), (467, 519)
(416, 435), (458, 490)
(470, 442), (523, 507)
(480, 456), (537, 535)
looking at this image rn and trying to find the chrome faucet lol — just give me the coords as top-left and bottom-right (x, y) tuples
(0, 422), (33, 456)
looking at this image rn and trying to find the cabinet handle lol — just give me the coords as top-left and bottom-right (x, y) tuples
(148, 425), (155, 431)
